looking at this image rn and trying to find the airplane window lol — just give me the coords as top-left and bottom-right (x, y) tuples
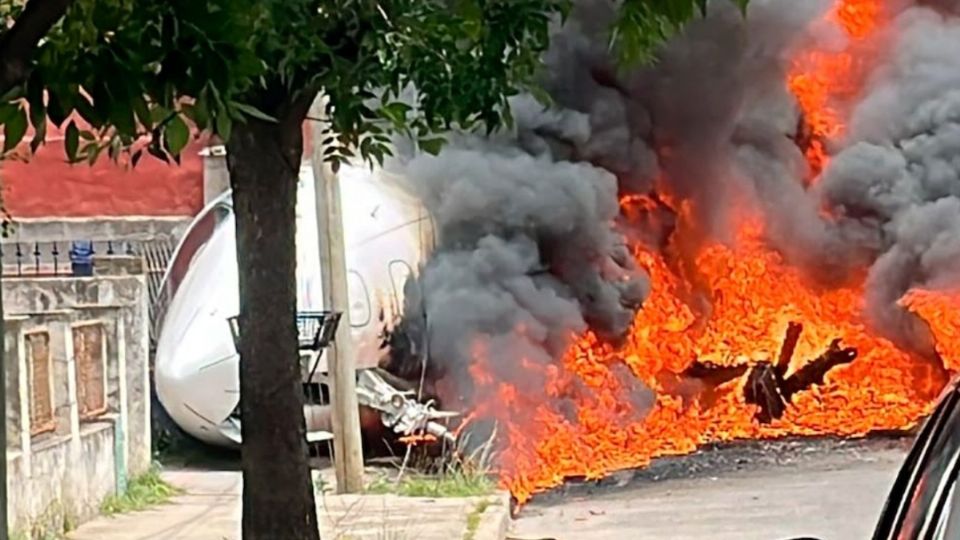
(421, 209), (437, 253)
(159, 204), (232, 306)
(388, 260), (414, 306)
(347, 270), (371, 328)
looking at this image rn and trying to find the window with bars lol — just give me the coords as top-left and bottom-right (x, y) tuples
(26, 331), (55, 436)
(73, 323), (107, 420)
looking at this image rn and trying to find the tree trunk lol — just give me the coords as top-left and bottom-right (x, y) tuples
(226, 109), (320, 540)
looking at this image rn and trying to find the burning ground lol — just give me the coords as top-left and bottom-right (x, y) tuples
(383, 0), (960, 504)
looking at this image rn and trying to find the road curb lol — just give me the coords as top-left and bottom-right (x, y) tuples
(474, 491), (512, 540)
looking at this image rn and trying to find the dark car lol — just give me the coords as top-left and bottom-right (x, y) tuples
(790, 380), (960, 540)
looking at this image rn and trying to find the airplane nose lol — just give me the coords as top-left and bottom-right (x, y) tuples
(157, 307), (237, 383)
(155, 303), (240, 434)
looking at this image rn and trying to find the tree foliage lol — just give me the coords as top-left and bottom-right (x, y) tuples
(0, 0), (733, 168)
(611, 0), (748, 65)
(4, 0), (569, 167)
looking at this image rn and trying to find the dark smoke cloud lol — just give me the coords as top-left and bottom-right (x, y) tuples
(384, 124), (648, 394)
(385, 0), (960, 403)
(817, 6), (960, 353)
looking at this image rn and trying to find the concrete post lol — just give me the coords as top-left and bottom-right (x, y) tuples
(201, 145), (230, 204)
(308, 96), (365, 493)
(15, 330), (29, 471)
(115, 316), (128, 494)
(64, 324), (81, 458)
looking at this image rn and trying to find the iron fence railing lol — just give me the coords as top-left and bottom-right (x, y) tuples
(1, 238), (177, 353)
(0, 240), (137, 277)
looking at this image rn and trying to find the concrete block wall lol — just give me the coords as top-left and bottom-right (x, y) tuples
(3, 217), (190, 245)
(3, 274), (151, 536)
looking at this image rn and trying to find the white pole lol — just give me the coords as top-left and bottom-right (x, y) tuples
(308, 96), (364, 493)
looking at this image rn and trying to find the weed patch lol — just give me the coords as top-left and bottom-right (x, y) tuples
(100, 467), (181, 515)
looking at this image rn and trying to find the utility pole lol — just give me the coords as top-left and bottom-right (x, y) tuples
(200, 144), (230, 205)
(308, 96), (365, 493)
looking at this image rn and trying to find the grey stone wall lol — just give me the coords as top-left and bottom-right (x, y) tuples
(4, 217), (190, 244)
(7, 424), (117, 536)
(3, 274), (151, 535)
(4, 317), (23, 450)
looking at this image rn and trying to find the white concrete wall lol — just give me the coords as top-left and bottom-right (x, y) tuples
(3, 274), (151, 536)
(7, 424), (117, 535)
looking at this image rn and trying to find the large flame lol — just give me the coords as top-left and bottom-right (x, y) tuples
(787, 0), (886, 179)
(455, 0), (956, 506)
(468, 211), (946, 504)
(901, 290), (960, 370)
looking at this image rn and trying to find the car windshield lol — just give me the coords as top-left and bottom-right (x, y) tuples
(896, 392), (960, 539)
(933, 479), (960, 539)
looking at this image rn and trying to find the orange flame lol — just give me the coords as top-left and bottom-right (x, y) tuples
(398, 433), (438, 446)
(468, 216), (947, 504)
(788, 0), (885, 179)
(836, 0), (882, 39)
(901, 290), (960, 370)
(452, 0), (956, 506)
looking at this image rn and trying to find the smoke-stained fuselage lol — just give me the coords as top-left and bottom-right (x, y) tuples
(154, 161), (433, 447)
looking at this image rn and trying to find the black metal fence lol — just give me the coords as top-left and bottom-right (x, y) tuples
(1, 238), (178, 351)
(0, 240), (140, 277)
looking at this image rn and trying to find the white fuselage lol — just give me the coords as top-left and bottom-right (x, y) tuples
(153, 161), (433, 447)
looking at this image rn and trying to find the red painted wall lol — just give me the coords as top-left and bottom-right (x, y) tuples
(2, 122), (205, 218)
(2, 118), (319, 219)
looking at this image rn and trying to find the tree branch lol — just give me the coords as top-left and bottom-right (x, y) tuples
(0, 0), (73, 94)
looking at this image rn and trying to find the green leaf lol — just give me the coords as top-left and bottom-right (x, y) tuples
(108, 105), (137, 137)
(133, 96), (153, 131)
(76, 97), (101, 128)
(85, 141), (103, 165)
(183, 100), (209, 129)
(0, 85), (22, 104)
(147, 142), (169, 163)
(229, 101), (276, 123)
(419, 137), (445, 156)
(0, 103), (18, 125)
(108, 138), (120, 161)
(3, 106), (27, 153)
(215, 114), (232, 142)
(30, 123), (47, 153)
(164, 115), (190, 156)
(381, 101), (412, 125)
(150, 106), (171, 124)
(47, 91), (68, 126)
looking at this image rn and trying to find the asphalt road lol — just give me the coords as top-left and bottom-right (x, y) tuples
(509, 437), (912, 540)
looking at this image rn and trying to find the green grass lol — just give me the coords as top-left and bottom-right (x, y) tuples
(100, 467), (182, 516)
(366, 471), (495, 498)
(462, 499), (494, 540)
(367, 422), (500, 499)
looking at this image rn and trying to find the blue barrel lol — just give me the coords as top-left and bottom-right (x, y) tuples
(69, 241), (94, 276)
